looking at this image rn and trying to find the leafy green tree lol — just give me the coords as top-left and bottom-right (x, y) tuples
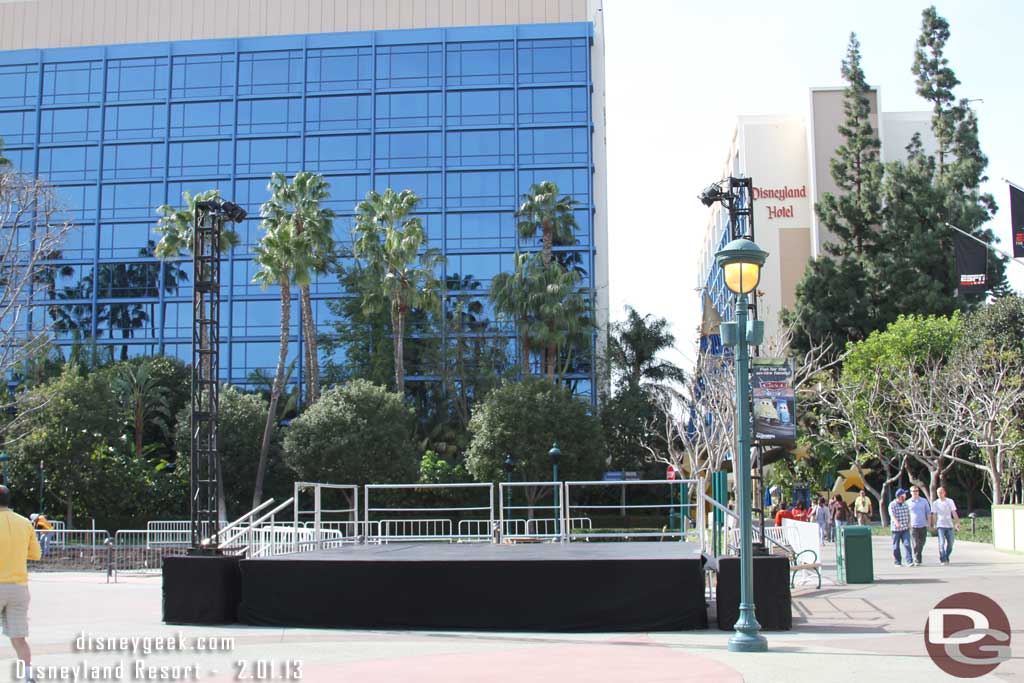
(283, 379), (419, 485)
(6, 366), (122, 526)
(959, 295), (1024, 355)
(351, 189), (445, 394)
(174, 385), (288, 518)
(0, 138), (8, 166)
(783, 34), (885, 353)
(261, 172), (336, 404)
(465, 378), (604, 508)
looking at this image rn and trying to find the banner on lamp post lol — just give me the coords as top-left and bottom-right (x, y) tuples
(751, 357), (796, 446)
(955, 233), (988, 294)
(1011, 184), (1024, 259)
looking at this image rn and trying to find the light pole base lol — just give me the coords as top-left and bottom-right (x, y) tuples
(729, 605), (766, 652)
(728, 631), (768, 652)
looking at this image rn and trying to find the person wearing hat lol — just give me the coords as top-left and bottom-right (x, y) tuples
(888, 488), (912, 567)
(1, 485), (42, 683)
(29, 514), (52, 557)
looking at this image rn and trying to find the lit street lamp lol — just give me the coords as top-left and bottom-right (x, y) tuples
(548, 443), (561, 539)
(715, 237), (769, 653)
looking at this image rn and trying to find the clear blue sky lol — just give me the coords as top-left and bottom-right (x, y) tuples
(604, 0), (1024, 366)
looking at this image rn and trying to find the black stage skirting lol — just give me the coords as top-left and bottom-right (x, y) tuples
(237, 542), (707, 632)
(713, 555), (792, 631)
(163, 554), (241, 625)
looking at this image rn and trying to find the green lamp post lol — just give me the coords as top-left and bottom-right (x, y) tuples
(548, 443), (561, 539)
(502, 452), (515, 523)
(715, 237), (769, 653)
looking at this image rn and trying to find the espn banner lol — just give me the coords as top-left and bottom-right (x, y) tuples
(1012, 184), (1024, 258)
(955, 233), (988, 293)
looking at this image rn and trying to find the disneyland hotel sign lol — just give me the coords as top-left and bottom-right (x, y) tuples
(753, 185), (807, 220)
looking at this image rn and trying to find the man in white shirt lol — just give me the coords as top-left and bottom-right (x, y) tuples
(930, 487), (960, 565)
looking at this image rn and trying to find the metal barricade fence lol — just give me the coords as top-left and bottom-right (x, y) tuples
(30, 530), (112, 572)
(563, 479), (701, 542)
(364, 483), (495, 543)
(526, 516), (592, 536)
(112, 529), (190, 582)
(498, 481), (566, 542)
(381, 518), (453, 542)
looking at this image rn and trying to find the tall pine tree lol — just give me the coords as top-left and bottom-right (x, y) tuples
(783, 34), (885, 354)
(875, 5), (1007, 315)
(786, 12), (1007, 354)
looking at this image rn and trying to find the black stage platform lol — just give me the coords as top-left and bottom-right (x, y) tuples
(235, 542), (707, 632)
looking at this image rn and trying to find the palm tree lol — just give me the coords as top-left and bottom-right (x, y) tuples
(154, 189), (240, 258)
(251, 210), (299, 508)
(515, 181), (579, 266)
(491, 253), (537, 376)
(608, 306), (685, 392)
(111, 360), (172, 458)
(352, 189), (444, 395)
(526, 260), (590, 380)
(261, 172), (335, 405)
(514, 181), (581, 372)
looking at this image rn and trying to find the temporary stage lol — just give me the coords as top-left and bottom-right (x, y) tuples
(165, 541), (709, 632)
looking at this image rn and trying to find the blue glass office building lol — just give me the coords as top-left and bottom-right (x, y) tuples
(0, 2), (607, 397)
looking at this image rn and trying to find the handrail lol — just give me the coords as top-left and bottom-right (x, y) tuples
(700, 490), (740, 521)
(218, 498), (277, 539)
(219, 498), (293, 549)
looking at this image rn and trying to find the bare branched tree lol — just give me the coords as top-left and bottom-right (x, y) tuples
(644, 350), (735, 488)
(0, 170), (75, 442)
(815, 369), (909, 526)
(895, 361), (969, 499)
(945, 348), (1024, 504)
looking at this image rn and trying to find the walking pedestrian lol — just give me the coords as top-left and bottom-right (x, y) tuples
(854, 489), (873, 526)
(1, 485), (41, 683)
(907, 486), (931, 566)
(830, 494), (850, 541)
(888, 489), (912, 567)
(813, 497), (829, 546)
(932, 487), (960, 565)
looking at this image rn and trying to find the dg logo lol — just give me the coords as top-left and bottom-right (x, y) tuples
(925, 592), (1012, 678)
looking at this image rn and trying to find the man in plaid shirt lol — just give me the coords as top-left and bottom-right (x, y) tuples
(888, 489), (912, 567)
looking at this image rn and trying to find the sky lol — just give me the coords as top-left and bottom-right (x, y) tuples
(603, 0), (1024, 368)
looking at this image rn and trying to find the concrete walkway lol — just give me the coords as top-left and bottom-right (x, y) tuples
(3, 537), (1022, 682)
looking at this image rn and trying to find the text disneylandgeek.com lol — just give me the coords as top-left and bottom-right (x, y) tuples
(11, 632), (303, 681)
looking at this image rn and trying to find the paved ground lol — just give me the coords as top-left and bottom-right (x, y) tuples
(3, 537), (1022, 682)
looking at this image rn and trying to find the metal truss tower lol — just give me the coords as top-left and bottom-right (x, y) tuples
(189, 199), (246, 552)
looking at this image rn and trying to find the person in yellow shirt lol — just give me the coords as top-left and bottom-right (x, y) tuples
(854, 489), (873, 526)
(1, 485), (42, 681)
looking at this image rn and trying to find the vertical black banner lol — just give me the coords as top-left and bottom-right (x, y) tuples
(955, 233), (988, 293)
(1011, 184), (1024, 258)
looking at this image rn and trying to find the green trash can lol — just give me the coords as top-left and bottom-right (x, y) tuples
(836, 525), (874, 584)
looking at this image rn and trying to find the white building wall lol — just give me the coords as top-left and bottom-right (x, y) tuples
(0, 0), (590, 50)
